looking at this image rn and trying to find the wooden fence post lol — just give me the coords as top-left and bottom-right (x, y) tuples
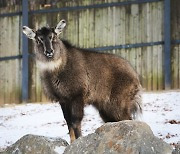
(22, 0), (29, 102)
(164, 0), (171, 89)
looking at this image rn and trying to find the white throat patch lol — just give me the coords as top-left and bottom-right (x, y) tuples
(37, 58), (63, 71)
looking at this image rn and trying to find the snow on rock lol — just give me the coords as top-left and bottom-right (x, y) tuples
(54, 146), (66, 154)
(1, 134), (68, 154)
(0, 91), (179, 152)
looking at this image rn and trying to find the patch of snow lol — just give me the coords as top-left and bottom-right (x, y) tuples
(54, 146), (66, 154)
(0, 91), (179, 151)
(142, 91), (180, 145)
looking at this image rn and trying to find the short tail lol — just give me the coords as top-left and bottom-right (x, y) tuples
(131, 88), (143, 120)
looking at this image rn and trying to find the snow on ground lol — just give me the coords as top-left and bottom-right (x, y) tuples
(0, 91), (180, 151)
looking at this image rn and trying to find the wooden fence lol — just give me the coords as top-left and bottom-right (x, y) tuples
(0, 0), (180, 104)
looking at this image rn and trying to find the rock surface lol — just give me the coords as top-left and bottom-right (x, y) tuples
(64, 120), (173, 154)
(1, 121), (173, 154)
(1, 134), (68, 154)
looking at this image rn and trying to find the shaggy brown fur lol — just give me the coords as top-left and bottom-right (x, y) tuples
(23, 20), (142, 142)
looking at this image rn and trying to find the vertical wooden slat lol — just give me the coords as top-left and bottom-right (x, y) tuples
(157, 2), (163, 90)
(125, 5), (130, 61)
(177, 2), (180, 89)
(172, 46), (179, 89)
(119, 5), (126, 58)
(152, 3), (158, 90)
(179, 45), (180, 89)
(140, 4), (146, 89)
(132, 4), (139, 71)
(171, 0), (180, 89)
(94, 5), (101, 48)
(135, 4), (142, 77)
(146, 2), (152, 91)
(78, 1), (83, 48)
(87, 1), (95, 49)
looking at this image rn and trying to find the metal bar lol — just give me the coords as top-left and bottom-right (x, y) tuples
(89, 41), (163, 51)
(22, 0), (29, 102)
(29, 0), (162, 15)
(0, 12), (21, 17)
(164, 0), (171, 89)
(0, 55), (22, 61)
(0, 41), (163, 62)
(172, 39), (180, 45)
(0, 0), (162, 17)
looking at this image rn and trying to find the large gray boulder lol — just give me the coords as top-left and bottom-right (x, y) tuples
(1, 134), (68, 154)
(64, 120), (173, 154)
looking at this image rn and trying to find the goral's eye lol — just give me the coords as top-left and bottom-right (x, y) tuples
(37, 36), (43, 44)
(38, 36), (43, 42)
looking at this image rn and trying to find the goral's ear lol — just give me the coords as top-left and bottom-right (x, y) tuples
(54, 19), (66, 35)
(22, 26), (36, 40)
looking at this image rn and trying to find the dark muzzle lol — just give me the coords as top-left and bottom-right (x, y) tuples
(44, 49), (54, 58)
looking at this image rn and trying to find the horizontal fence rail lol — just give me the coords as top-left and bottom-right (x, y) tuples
(0, 0), (163, 17)
(88, 41), (164, 51)
(0, 55), (22, 61)
(0, 12), (21, 17)
(29, 0), (163, 14)
(172, 40), (180, 45)
(1, 39), (180, 62)
(0, 41), (165, 61)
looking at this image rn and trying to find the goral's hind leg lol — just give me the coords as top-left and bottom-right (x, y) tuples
(99, 109), (117, 122)
(98, 102), (132, 123)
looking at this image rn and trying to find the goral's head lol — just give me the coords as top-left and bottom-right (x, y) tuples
(22, 20), (66, 62)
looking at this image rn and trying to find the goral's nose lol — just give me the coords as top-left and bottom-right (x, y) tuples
(44, 49), (54, 58)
